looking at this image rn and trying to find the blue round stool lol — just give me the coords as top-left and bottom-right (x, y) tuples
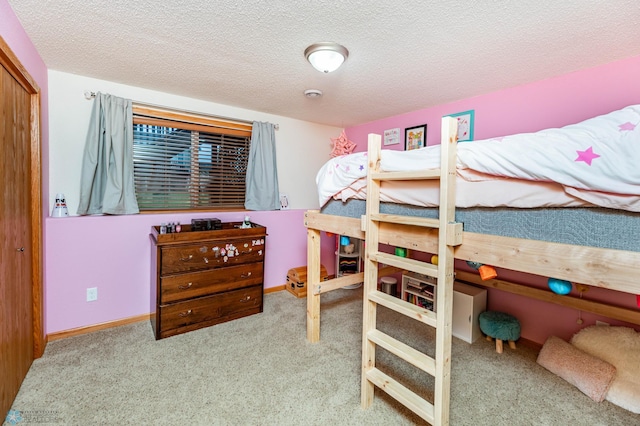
(478, 311), (521, 353)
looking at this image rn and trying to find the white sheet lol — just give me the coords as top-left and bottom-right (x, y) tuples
(316, 105), (640, 212)
(335, 176), (591, 209)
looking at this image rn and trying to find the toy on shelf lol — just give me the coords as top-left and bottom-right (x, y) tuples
(548, 277), (572, 295)
(466, 261), (497, 281)
(395, 247), (407, 257)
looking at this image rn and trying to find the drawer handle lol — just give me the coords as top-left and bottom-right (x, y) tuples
(240, 272), (252, 278)
(240, 296), (251, 303)
(180, 254), (194, 261)
(178, 309), (193, 317)
(178, 282), (193, 290)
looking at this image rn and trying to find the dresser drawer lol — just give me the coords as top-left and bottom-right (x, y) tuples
(160, 262), (263, 304)
(161, 237), (266, 275)
(159, 285), (262, 335)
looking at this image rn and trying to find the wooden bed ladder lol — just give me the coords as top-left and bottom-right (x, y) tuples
(361, 116), (461, 425)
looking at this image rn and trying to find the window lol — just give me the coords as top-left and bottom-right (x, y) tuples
(132, 106), (252, 211)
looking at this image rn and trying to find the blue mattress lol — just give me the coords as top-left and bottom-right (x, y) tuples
(320, 199), (640, 253)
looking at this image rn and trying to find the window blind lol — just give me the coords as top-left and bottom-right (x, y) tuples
(132, 107), (252, 211)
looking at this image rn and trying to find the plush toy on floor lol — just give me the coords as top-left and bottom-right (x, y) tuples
(571, 325), (640, 414)
(537, 325), (640, 414)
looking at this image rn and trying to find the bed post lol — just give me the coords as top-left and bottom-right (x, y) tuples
(306, 226), (322, 343)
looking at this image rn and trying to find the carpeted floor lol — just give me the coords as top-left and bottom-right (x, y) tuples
(6, 289), (639, 425)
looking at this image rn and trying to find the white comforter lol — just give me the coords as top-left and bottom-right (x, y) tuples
(316, 104), (640, 212)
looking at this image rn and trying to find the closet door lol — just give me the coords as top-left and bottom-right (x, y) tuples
(0, 54), (35, 418)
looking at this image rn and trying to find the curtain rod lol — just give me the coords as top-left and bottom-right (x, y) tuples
(83, 91), (279, 130)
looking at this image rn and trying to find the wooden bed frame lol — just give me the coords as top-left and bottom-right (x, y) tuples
(306, 118), (640, 424)
(304, 143), (640, 345)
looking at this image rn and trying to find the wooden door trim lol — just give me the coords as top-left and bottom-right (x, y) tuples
(0, 36), (44, 358)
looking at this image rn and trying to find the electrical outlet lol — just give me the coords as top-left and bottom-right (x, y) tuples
(86, 287), (98, 302)
(596, 320), (609, 326)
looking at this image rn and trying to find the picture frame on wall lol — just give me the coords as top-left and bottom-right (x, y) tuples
(404, 124), (427, 150)
(383, 128), (401, 146)
(447, 110), (475, 142)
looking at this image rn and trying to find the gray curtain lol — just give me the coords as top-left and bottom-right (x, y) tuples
(244, 121), (280, 210)
(77, 93), (139, 215)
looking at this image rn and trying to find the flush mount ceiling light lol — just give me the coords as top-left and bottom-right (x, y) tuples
(304, 89), (323, 98)
(304, 42), (349, 73)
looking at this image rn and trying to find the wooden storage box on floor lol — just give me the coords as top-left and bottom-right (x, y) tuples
(286, 265), (328, 298)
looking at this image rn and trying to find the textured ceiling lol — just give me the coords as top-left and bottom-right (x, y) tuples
(8, 0), (640, 127)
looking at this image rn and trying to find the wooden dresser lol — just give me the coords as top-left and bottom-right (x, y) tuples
(150, 222), (266, 339)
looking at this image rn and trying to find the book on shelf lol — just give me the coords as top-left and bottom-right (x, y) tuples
(403, 271), (437, 312)
(405, 287), (434, 300)
(406, 294), (435, 311)
(406, 280), (434, 293)
(405, 271), (436, 283)
(421, 289), (434, 298)
(406, 279), (422, 289)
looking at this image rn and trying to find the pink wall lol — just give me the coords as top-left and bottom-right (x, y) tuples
(346, 55), (640, 345)
(44, 210), (335, 334)
(348, 55), (640, 153)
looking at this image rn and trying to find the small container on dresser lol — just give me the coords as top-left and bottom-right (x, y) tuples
(150, 221), (267, 340)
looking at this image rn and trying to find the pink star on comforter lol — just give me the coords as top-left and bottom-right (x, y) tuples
(575, 146), (600, 166)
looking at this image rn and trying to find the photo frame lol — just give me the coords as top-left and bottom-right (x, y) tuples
(447, 110), (475, 142)
(383, 128), (400, 146)
(404, 124), (427, 150)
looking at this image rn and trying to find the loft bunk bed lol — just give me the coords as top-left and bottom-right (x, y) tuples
(304, 105), (640, 423)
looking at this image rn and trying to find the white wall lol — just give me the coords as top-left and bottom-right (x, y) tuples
(47, 70), (339, 214)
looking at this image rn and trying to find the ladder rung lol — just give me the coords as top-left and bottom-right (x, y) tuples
(370, 169), (441, 181)
(371, 252), (438, 278)
(368, 290), (437, 328)
(366, 367), (434, 424)
(369, 213), (440, 228)
(367, 329), (436, 376)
